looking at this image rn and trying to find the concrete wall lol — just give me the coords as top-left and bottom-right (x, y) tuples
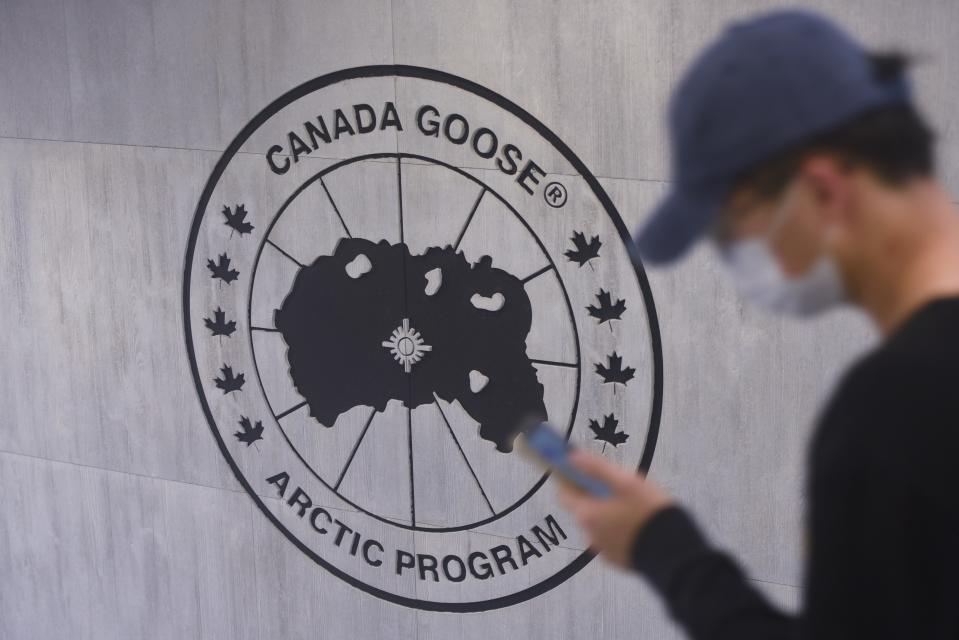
(1, 1), (956, 638)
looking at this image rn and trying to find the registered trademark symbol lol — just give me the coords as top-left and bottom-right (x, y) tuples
(543, 181), (567, 208)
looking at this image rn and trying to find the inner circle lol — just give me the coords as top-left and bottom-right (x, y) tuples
(247, 152), (582, 533)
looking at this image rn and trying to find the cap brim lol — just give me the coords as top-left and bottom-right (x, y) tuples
(633, 183), (728, 265)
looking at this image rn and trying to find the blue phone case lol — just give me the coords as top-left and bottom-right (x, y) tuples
(523, 422), (612, 498)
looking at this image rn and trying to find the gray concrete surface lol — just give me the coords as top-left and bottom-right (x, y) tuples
(2, 0), (955, 638)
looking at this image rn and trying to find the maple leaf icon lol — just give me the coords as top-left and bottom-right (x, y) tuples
(588, 414), (629, 446)
(595, 351), (635, 386)
(204, 307), (236, 337)
(208, 253), (240, 284)
(222, 204), (254, 236)
(234, 416), (264, 446)
(214, 364), (245, 393)
(587, 289), (626, 325)
(564, 231), (601, 267)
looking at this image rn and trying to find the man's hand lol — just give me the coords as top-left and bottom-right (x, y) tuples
(558, 450), (674, 568)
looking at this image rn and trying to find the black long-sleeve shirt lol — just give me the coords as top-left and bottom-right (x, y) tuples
(631, 297), (959, 639)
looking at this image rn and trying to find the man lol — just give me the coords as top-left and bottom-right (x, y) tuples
(559, 9), (959, 639)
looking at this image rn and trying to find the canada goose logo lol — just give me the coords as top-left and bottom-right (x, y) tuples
(184, 66), (662, 612)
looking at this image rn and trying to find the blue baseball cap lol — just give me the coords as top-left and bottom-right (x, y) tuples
(634, 9), (912, 264)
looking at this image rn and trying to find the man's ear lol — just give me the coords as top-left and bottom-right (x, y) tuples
(797, 154), (853, 227)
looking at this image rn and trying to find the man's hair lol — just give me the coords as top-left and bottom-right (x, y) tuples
(738, 52), (935, 199)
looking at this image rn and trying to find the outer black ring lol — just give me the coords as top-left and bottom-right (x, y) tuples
(183, 65), (664, 612)
(246, 152), (583, 533)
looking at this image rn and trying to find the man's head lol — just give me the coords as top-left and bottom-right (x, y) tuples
(715, 99), (935, 313)
(635, 10), (936, 315)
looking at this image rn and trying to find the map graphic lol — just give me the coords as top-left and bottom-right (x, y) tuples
(275, 237), (548, 453)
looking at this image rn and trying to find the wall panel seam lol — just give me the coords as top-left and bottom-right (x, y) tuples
(0, 447), (246, 496)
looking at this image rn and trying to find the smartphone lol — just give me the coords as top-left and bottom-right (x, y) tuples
(517, 420), (612, 498)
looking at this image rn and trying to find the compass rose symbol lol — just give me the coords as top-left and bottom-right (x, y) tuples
(382, 318), (432, 373)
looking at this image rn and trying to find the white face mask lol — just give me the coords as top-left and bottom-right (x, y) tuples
(719, 183), (846, 317)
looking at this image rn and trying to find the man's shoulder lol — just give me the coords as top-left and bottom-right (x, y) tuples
(811, 331), (959, 477)
(823, 299), (959, 420)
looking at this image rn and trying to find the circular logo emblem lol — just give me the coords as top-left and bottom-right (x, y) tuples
(184, 65), (662, 611)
